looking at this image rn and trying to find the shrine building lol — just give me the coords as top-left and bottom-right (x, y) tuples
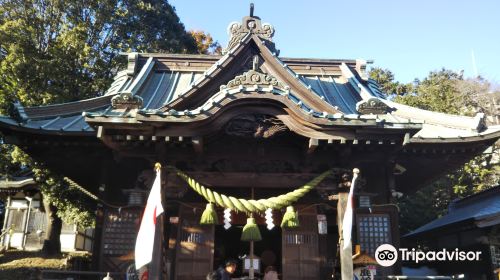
(0, 9), (498, 279)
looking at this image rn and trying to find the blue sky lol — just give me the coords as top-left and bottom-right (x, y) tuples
(169, 0), (500, 85)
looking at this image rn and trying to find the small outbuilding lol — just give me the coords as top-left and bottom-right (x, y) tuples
(405, 186), (500, 280)
(0, 175), (94, 252)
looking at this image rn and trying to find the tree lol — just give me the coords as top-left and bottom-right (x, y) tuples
(0, 0), (198, 255)
(383, 69), (500, 234)
(393, 69), (466, 115)
(368, 67), (413, 97)
(0, 0), (197, 113)
(189, 30), (222, 55)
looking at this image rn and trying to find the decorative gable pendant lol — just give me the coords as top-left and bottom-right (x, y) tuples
(223, 4), (277, 55)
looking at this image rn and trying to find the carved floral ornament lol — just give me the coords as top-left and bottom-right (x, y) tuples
(220, 69), (287, 90)
(220, 55), (287, 91)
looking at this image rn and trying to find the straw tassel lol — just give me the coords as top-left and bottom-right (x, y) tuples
(200, 203), (219, 225)
(281, 206), (300, 228)
(241, 217), (262, 241)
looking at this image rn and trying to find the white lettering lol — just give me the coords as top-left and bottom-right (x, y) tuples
(399, 248), (409, 261)
(397, 248), (481, 263)
(426, 251), (435, 261)
(415, 251), (425, 263)
(436, 250), (445, 261)
(466, 251), (476, 261)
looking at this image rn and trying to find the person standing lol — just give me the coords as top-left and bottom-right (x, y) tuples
(206, 259), (238, 280)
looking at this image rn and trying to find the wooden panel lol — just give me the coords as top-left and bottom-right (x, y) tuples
(175, 205), (214, 280)
(25, 210), (46, 250)
(101, 208), (140, 256)
(282, 208), (320, 280)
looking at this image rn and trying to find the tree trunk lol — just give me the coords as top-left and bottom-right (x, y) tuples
(41, 195), (62, 255)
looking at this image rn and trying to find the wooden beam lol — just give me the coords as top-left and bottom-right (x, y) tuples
(403, 132), (410, 146)
(97, 126), (104, 139)
(192, 137), (203, 154)
(307, 138), (319, 154)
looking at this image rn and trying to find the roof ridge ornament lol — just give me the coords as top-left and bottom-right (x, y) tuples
(220, 56), (286, 90)
(356, 98), (394, 115)
(111, 91), (143, 109)
(222, 3), (275, 55)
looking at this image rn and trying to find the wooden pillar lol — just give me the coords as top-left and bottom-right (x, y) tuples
(337, 192), (353, 280)
(1, 196), (11, 248)
(92, 159), (111, 270)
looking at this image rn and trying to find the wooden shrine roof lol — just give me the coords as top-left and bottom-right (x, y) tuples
(0, 12), (499, 145)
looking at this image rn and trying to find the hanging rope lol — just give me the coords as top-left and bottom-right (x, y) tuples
(167, 165), (332, 214)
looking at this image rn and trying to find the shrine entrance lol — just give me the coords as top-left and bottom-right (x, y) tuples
(214, 224), (282, 278)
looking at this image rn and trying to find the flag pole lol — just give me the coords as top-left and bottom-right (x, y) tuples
(135, 162), (165, 279)
(149, 163), (163, 280)
(337, 168), (359, 280)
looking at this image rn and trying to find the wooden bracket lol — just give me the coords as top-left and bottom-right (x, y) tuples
(307, 138), (319, 154)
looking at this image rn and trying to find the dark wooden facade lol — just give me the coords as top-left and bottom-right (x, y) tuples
(0, 10), (499, 279)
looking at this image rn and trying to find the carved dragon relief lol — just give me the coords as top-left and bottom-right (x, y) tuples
(222, 5), (276, 54)
(225, 114), (288, 138)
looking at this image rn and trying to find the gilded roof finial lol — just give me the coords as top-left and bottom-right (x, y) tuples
(250, 3), (254, 17)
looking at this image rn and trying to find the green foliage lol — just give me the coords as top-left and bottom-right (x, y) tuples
(113, 0), (197, 53)
(394, 69), (467, 115)
(384, 68), (500, 234)
(189, 30), (222, 55)
(369, 67), (413, 96)
(0, 0), (197, 114)
(10, 147), (96, 228)
(0, 144), (22, 178)
(0, 0), (199, 230)
(398, 150), (498, 235)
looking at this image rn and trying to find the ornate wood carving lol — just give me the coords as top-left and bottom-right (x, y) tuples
(111, 91), (143, 109)
(223, 12), (275, 54)
(224, 114), (288, 138)
(220, 56), (287, 90)
(356, 98), (393, 114)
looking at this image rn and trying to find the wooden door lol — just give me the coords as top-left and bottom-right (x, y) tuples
(175, 205), (214, 280)
(282, 208), (319, 280)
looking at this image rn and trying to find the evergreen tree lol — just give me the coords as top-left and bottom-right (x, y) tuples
(0, 0), (198, 255)
(371, 68), (500, 234)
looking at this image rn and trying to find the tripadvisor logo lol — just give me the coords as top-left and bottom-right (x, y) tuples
(375, 244), (398, 267)
(374, 244), (482, 267)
